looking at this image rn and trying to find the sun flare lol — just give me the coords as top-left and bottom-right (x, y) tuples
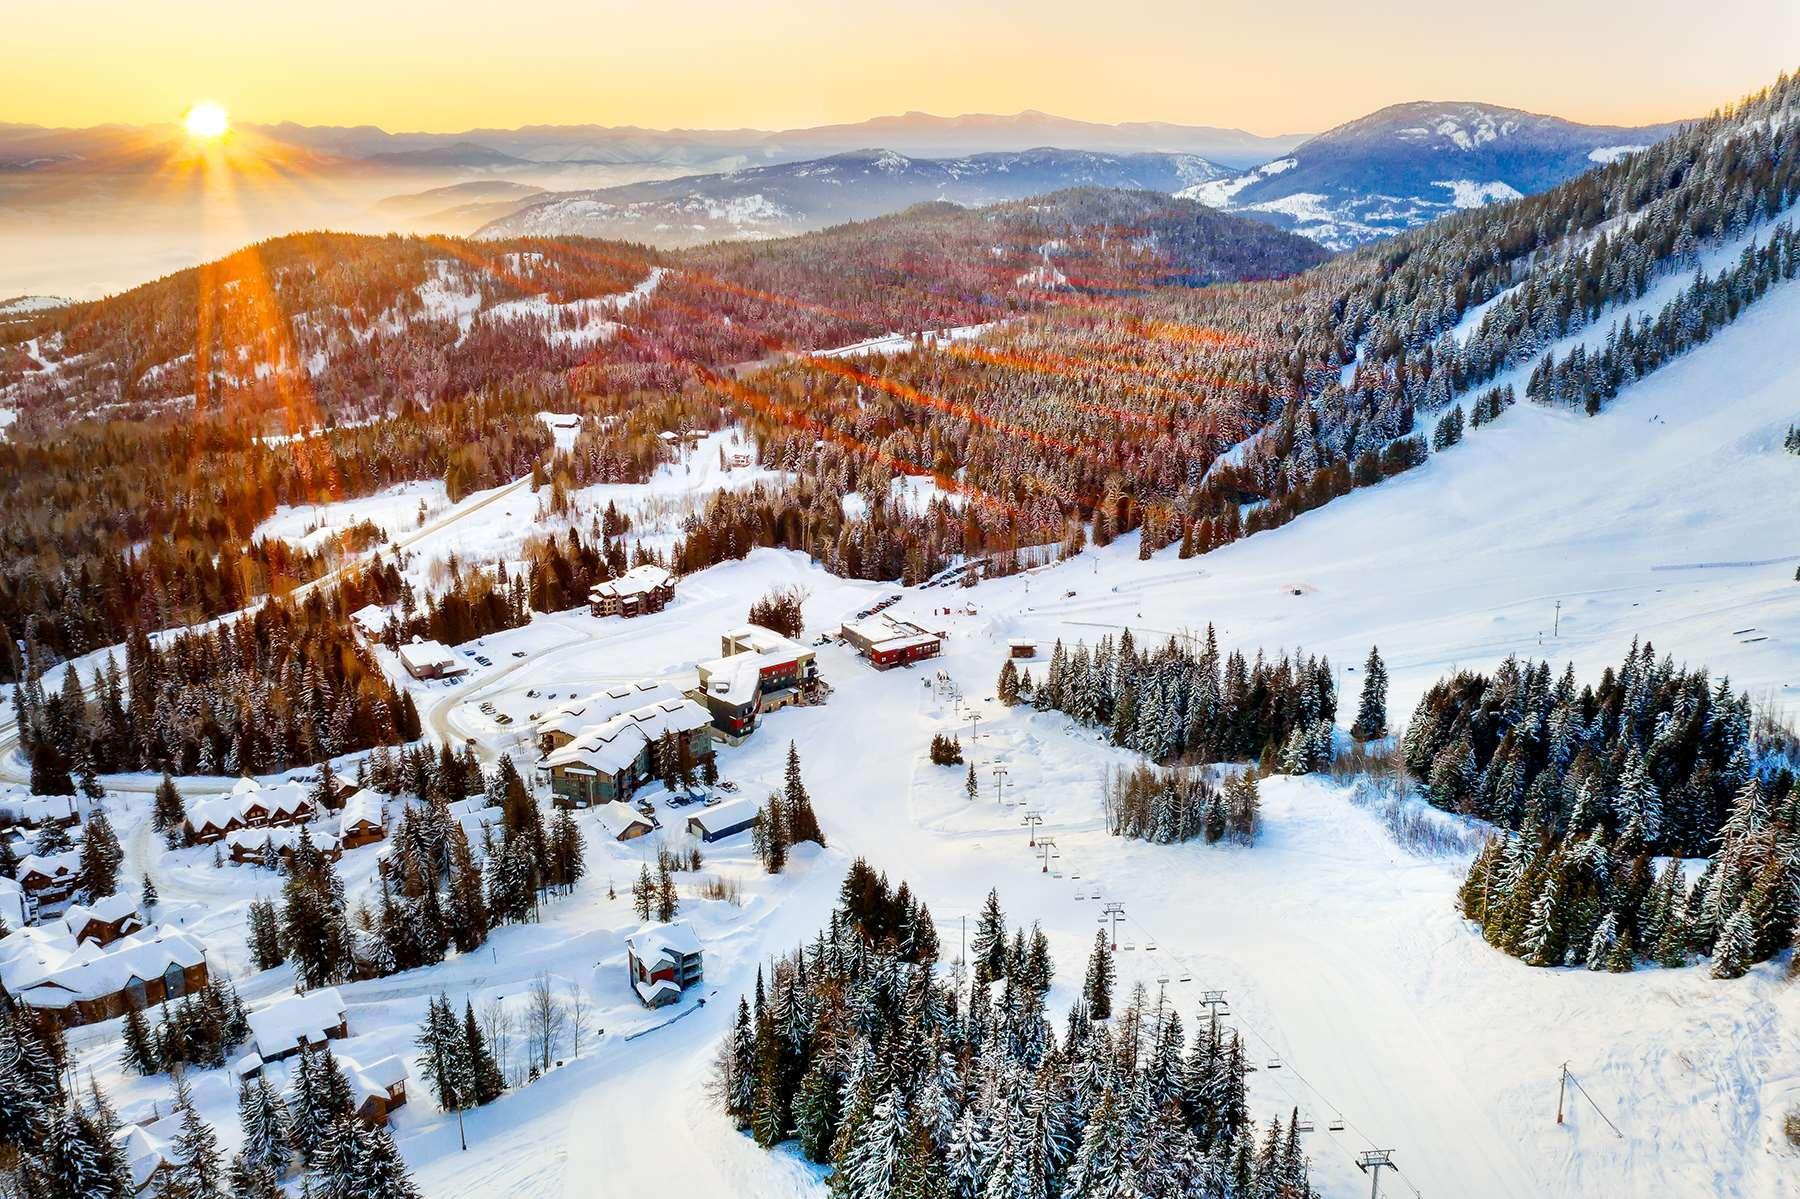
(184, 101), (229, 140)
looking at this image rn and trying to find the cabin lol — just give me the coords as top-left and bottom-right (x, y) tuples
(686, 797), (759, 843)
(624, 921), (703, 1007)
(16, 850), (81, 904)
(61, 895), (143, 947)
(248, 987), (348, 1061)
(337, 789), (387, 849)
(588, 564), (675, 618)
(689, 624), (819, 743)
(1008, 638), (1038, 659)
(397, 637), (468, 680)
(0, 924), (209, 1029)
(541, 697), (713, 808)
(842, 613), (943, 669)
(594, 801), (656, 841)
(349, 603), (393, 640)
(341, 1053), (410, 1127)
(183, 798), (245, 844)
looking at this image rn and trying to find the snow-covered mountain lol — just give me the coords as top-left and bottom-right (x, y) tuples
(475, 147), (1235, 244)
(1180, 101), (1683, 249)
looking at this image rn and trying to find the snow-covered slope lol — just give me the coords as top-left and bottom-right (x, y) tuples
(1181, 101), (1683, 249)
(393, 248), (1800, 1197)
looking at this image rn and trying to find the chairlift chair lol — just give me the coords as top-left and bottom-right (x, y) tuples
(1177, 970), (1193, 983)
(1120, 940), (1135, 951)
(1266, 1057), (1283, 1070)
(1295, 1116), (1315, 1133)
(1327, 1117), (1346, 1132)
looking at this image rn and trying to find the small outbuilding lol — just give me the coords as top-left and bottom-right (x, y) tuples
(686, 797), (759, 843)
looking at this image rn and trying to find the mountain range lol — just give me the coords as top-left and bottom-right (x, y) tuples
(1178, 101), (1684, 248)
(473, 148), (1235, 244)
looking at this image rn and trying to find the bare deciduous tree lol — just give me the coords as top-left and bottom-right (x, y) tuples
(526, 971), (568, 1075)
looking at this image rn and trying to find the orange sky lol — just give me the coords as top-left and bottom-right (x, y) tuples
(6, 0), (1797, 134)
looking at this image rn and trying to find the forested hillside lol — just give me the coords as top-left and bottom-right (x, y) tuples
(1, 71), (1795, 693)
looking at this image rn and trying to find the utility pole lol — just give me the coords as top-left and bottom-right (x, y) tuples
(993, 765), (1009, 806)
(1554, 599), (1561, 637)
(1557, 1061), (1568, 1124)
(1355, 1150), (1394, 1199)
(1021, 810), (1042, 845)
(1100, 900), (1125, 950)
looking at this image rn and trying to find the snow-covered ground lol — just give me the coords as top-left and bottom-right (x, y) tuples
(254, 480), (448, 551)
(16, 227), (1800, 1198)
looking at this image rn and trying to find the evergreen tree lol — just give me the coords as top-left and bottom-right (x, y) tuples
(80, 806), (123, 900)
(1082, 929), (1114, 1021)
(1350, 646), (1388, 741)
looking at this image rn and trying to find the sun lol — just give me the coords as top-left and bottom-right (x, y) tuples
(184, 102), (230, 141)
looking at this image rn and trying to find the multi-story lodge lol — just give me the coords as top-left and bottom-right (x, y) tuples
(689, 624), (818, 743)
(0, 923), (209, 1029)
(541, 696), (713, 808)
(588, 564), (676, 618)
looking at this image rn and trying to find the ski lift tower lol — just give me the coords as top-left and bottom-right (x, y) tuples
(1355, 1150), (1395, 1199)
(1099, 901), (1125, 951)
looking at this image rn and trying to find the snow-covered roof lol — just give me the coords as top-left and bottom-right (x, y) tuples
(0, 877), (24, 929)
(542, 697), (710, 776)
(533, 679), (685, 740)
(397, 638), (465, 674)
(255, 782), (314, 820)
(226, 825), (341, 854)
(231, 776), (263, 797)
(627, 920), (702, 964)
(8, 924), (206, 1007)
(633, 976), (681, 1004)
(722, 624), (809, 657)
(845, 613), (940, 649)
(118, 1119), (179, 1190)
(248, 987), (346, 1057)
(686, 797), (758, 836)
(350, 603), (393, 634)
(590, 563), (672, 602)
(339, 789), (384, 831)
(185, 796), (241, 833)
(0, 794), (78, 825)
(17, 849), (79, 881)
(593, 801), (654, 840)
(694, 653), (766, 706)
(62, 894), (139, 933)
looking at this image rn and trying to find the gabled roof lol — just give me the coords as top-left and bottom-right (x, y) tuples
(17, 849), (80, 880)
(62, 893), (139, 932)
(533, 679), (685, 739)
(541, 697), (710, 776)
(594, 801), (654, 840)
(9, 924), (206, 1006)
(226, 825), (341, 854)
(338, 789), (385, 831)
(248, 987), (346, 1057)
